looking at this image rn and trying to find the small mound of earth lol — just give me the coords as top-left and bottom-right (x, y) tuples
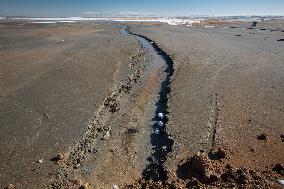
(176, 152), (218, 184)
(123, 150), (283, 188)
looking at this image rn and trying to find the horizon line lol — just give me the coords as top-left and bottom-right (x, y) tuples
(1, 14), (284, 18)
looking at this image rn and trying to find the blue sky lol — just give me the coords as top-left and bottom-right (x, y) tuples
(0, 0), (283, 17)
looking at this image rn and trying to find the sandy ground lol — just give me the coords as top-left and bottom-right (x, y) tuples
(0, 20), (283, 188)
(129, 21), (284, 187)
(0, 22), (142, 188)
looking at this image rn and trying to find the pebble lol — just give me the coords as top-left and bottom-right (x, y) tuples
(79, 183), (89, 189)
(37, 159), (43, 164)
(112, 184), (119, 189)
(103, 131), (110, 140)
(43, 112), (49, 119)
(5, 184), (14, 189)
(257, 133), (267, 140)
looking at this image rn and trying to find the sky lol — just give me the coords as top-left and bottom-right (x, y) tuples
(0, 0), (284, 17)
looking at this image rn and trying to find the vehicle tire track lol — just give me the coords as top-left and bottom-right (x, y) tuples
(206, 63), (233, 151)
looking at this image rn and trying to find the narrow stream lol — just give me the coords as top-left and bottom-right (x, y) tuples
(121, 25), (174, 182)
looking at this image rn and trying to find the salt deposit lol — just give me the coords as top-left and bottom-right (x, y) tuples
(31, 21), (57, 24)
(10, 17), (203, 26)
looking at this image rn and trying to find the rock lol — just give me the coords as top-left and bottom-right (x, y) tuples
(88, 124), (93, 129)
(112, 184), (119, 189)
(273, 163), (284, 176)
(43, 112), (49, 119)
(104, 97), (120, 112)
(235, 168), (248, 184)
(221, 165), (236, 183)
(79, 183), (89, 189)
(51, 152), (68, 164)
(250, 147), (255, 152)
(257, 133), (267, 140)
(209, 174), (219, 182)
(281, 134), (284, 142)
(208, 147), (226, 160)
(109, 102), (119, 113)
(5, 184), (14, 189)
(58, 153), (67, 160)
(128, 128), (139, 134)
(103, 131), (110, 140)
(37, 159), (43, 164)
(220, 165), (252, 185)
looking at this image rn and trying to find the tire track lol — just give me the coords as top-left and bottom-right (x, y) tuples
(206, 63), (232, 151)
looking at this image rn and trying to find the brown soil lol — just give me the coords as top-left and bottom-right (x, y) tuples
(1, 20), (284, 189)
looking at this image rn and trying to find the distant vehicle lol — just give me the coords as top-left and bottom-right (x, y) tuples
(251, 22), (257, 29)
(249, 21), (258, 30)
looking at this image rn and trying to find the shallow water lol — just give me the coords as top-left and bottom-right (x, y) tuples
(121, 25), (174, 181)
